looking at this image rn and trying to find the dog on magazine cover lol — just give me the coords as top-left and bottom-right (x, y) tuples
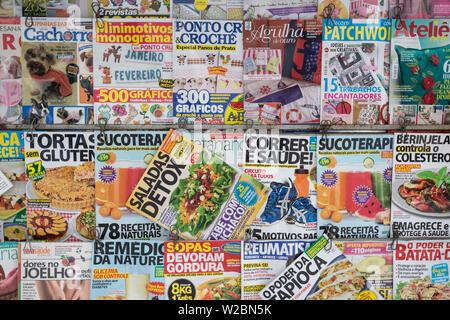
(80, 50), (93, 73)
(79, 75), (93, 102)
(56, 107), (83, 124)
(22, 95), (49, 124)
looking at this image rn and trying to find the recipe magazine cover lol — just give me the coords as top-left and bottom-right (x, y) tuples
(241, 240), (313, 300)
(0, 131), (26, 242)
(94, 18), (173, 124)
(173, 20), (244, 124)
(164, 240), (241, 300)
(258, 234), (384, 300)
(0, 0), (21, 17)
(91, 240), (165, 300)
(316, 0), (389, 19)
(95, 131), (169, 241)
(243, 0), (318, 20)
(389, 0), (450, 19)
(243, 133), (318, 240)
(22, 0), (93, 17)
(389, 19), (450, 125)
(0, 242), (19, 300)
(0, 18), (22, 124)
(18, 242), (92, 300)
(394, 239), (450, 300)
(335, 240), (393, 299)
(321, 19), (391, 125)
(25, 131), (95, 242)
(173, 0), (243, 20)
(317, 135), (393, 239)
(243, 19), (321, 125)
(126, 129), (270, 241)
(94, 0), (171, 18)
(391, 133), (450, 238)
(21, 17), (94, 125)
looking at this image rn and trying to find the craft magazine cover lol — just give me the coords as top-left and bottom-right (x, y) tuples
(0, 242), (19, 300)
(173, 20), (244, 124)
(0, 17), (21, 124)
(243, 19), (321, 125)
(389, 19), (450, 125)
(95, 131), (169, 241)
(243, 0), (318, 20)
(25, 131), (95, 242)
(317, 135), (393, 239)
(0, 0), (21, 17)
(18, 242), (91, 300)
(391, 133), (450, 238)
(173, 0), (243, 20)
(389, 0), (450, 19)
(22, 0), (93, 17)
(164, 240), (241, 300)
(94, 0), (171, 18)
(241, 240), (313, 300)
(317, 0), (389, 19)
(0, 131), (26, 242)
(243, 133), (318, 240)
(126, 129), (269, 241)
(91, 240), (165, 300)
(93, 18), (173, 124)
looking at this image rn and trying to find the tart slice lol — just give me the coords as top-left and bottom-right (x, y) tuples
(27, 211), (68, 241)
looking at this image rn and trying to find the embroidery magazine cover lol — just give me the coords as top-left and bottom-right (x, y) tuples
(394, 240), (450, 300)
(389, 19), (450, 125)
(317, 135), (393, 239)
(164, 240), (241, 300)
(93, 18), (173, 124)
(335, 240), (393, 299)
(389, 0), (450, 19)
(243, 133), (318, 240)
(0, 242), (19, 300)
(259, 235), (383, 300)
(244, 0), (318, 20)
(317, 0), (389, 19)
(0, 131), (26, 242)
(18, 242), (91, 300)
(243, 19), (321, 125)
(321, 19), (391, 125)
(25, 131), (95, 242)
(0, 0), (21, 17)
(173, 0), (243, 20)
(95, 131), (169, 241)
(94, 0), (171, 18)
(241, 240), (313, 300)
(0, 17), (21, 124)
(126, 129), (269, 241)
(173, 20), (244, 124)
(22, 0), (93, 17)
(91, 240), (165, 300)
(391, 133), (450, 238)
(21, 17), (94, 125)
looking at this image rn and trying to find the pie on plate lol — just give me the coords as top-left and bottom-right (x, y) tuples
(75, 206), (96, 240)
(27, 210), (68, 241)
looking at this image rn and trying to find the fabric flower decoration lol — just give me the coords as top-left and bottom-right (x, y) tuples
(423, 76), (434, 90)
(430, 54), (439, 66)
(422, 92), (436, 105)
(411, 65), (419, 75)
(259, 85), (271, 95)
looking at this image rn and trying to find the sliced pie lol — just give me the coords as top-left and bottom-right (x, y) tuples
(27, 210), (68, 241)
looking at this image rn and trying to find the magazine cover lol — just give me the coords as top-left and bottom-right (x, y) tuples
(317, 135), (393, 239)
(165, 240), (241, 300)
(0, 131), (26, 242)
(321, 19), (391, 125)
(126, 129), (269, 241)
(91, 240), (165, 300)
(243, 19), (321, 125)
(389, 0), (450, 19)
(389, 19), (450, 125)
(22, 0), (92, 17)
(335, 240), (393, 299)
(93, 18), (173, 124)
(173, 20), (244, 124)
(21, 17), (94, 124)
(244, 0), (318, 20)
(173, 0), (242, 20)
(391, 133), (450, 238)
(317, 0), (389, 19)
(94, 0), (171, 18)
(259, 235), (383, 300)
(243, 133), (318, 240)
(0, 242), (19, 300)
(25, 131), (95, 242)
(241, 240), (313, 300)
(0, 0), (21, 17)
(0, 18), (22, 124)
(95, 131), (169, 240)
(394, 240), (450, 300)
(19, 242), (91, 300)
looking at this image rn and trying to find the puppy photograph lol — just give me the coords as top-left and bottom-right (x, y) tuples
(22, 95), (50, 125)
(54, 106), (84, 124)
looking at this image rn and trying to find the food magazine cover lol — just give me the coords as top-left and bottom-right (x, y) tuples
(241, 240), (313, 300)
(394, 239), (450, 300)
(94, 0), (171, 18)
(22, 0), (92, 17)
(173, 0), (242, 20)
(243, 133), (318, 240)
(389, 0), (450, 19)
(321, 19), (391, 125)
(259, 235), (384, 300)
(317, 135), (393, 239)
(93, 18), (173, 124)
(389, 19), (450, 125)
(244, 0), (318, 20)
(391, 133), (450, 238)
(0, 18), (22, 124)
(25, 131), (95, 242)
(0, 0), (21, 17)
(0, 131), (26, 242)
(21, 17), (94, 125)
(126, 129), (269, 241)
(317, 0), (389, 19)
(91, 240), (165, 300)
(95, 131), (169, 240)
(0, 242), (19, 300)
(19, 242), (91, 300)
(173, 20), (244, 124)
(165, 240), (241, 300)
